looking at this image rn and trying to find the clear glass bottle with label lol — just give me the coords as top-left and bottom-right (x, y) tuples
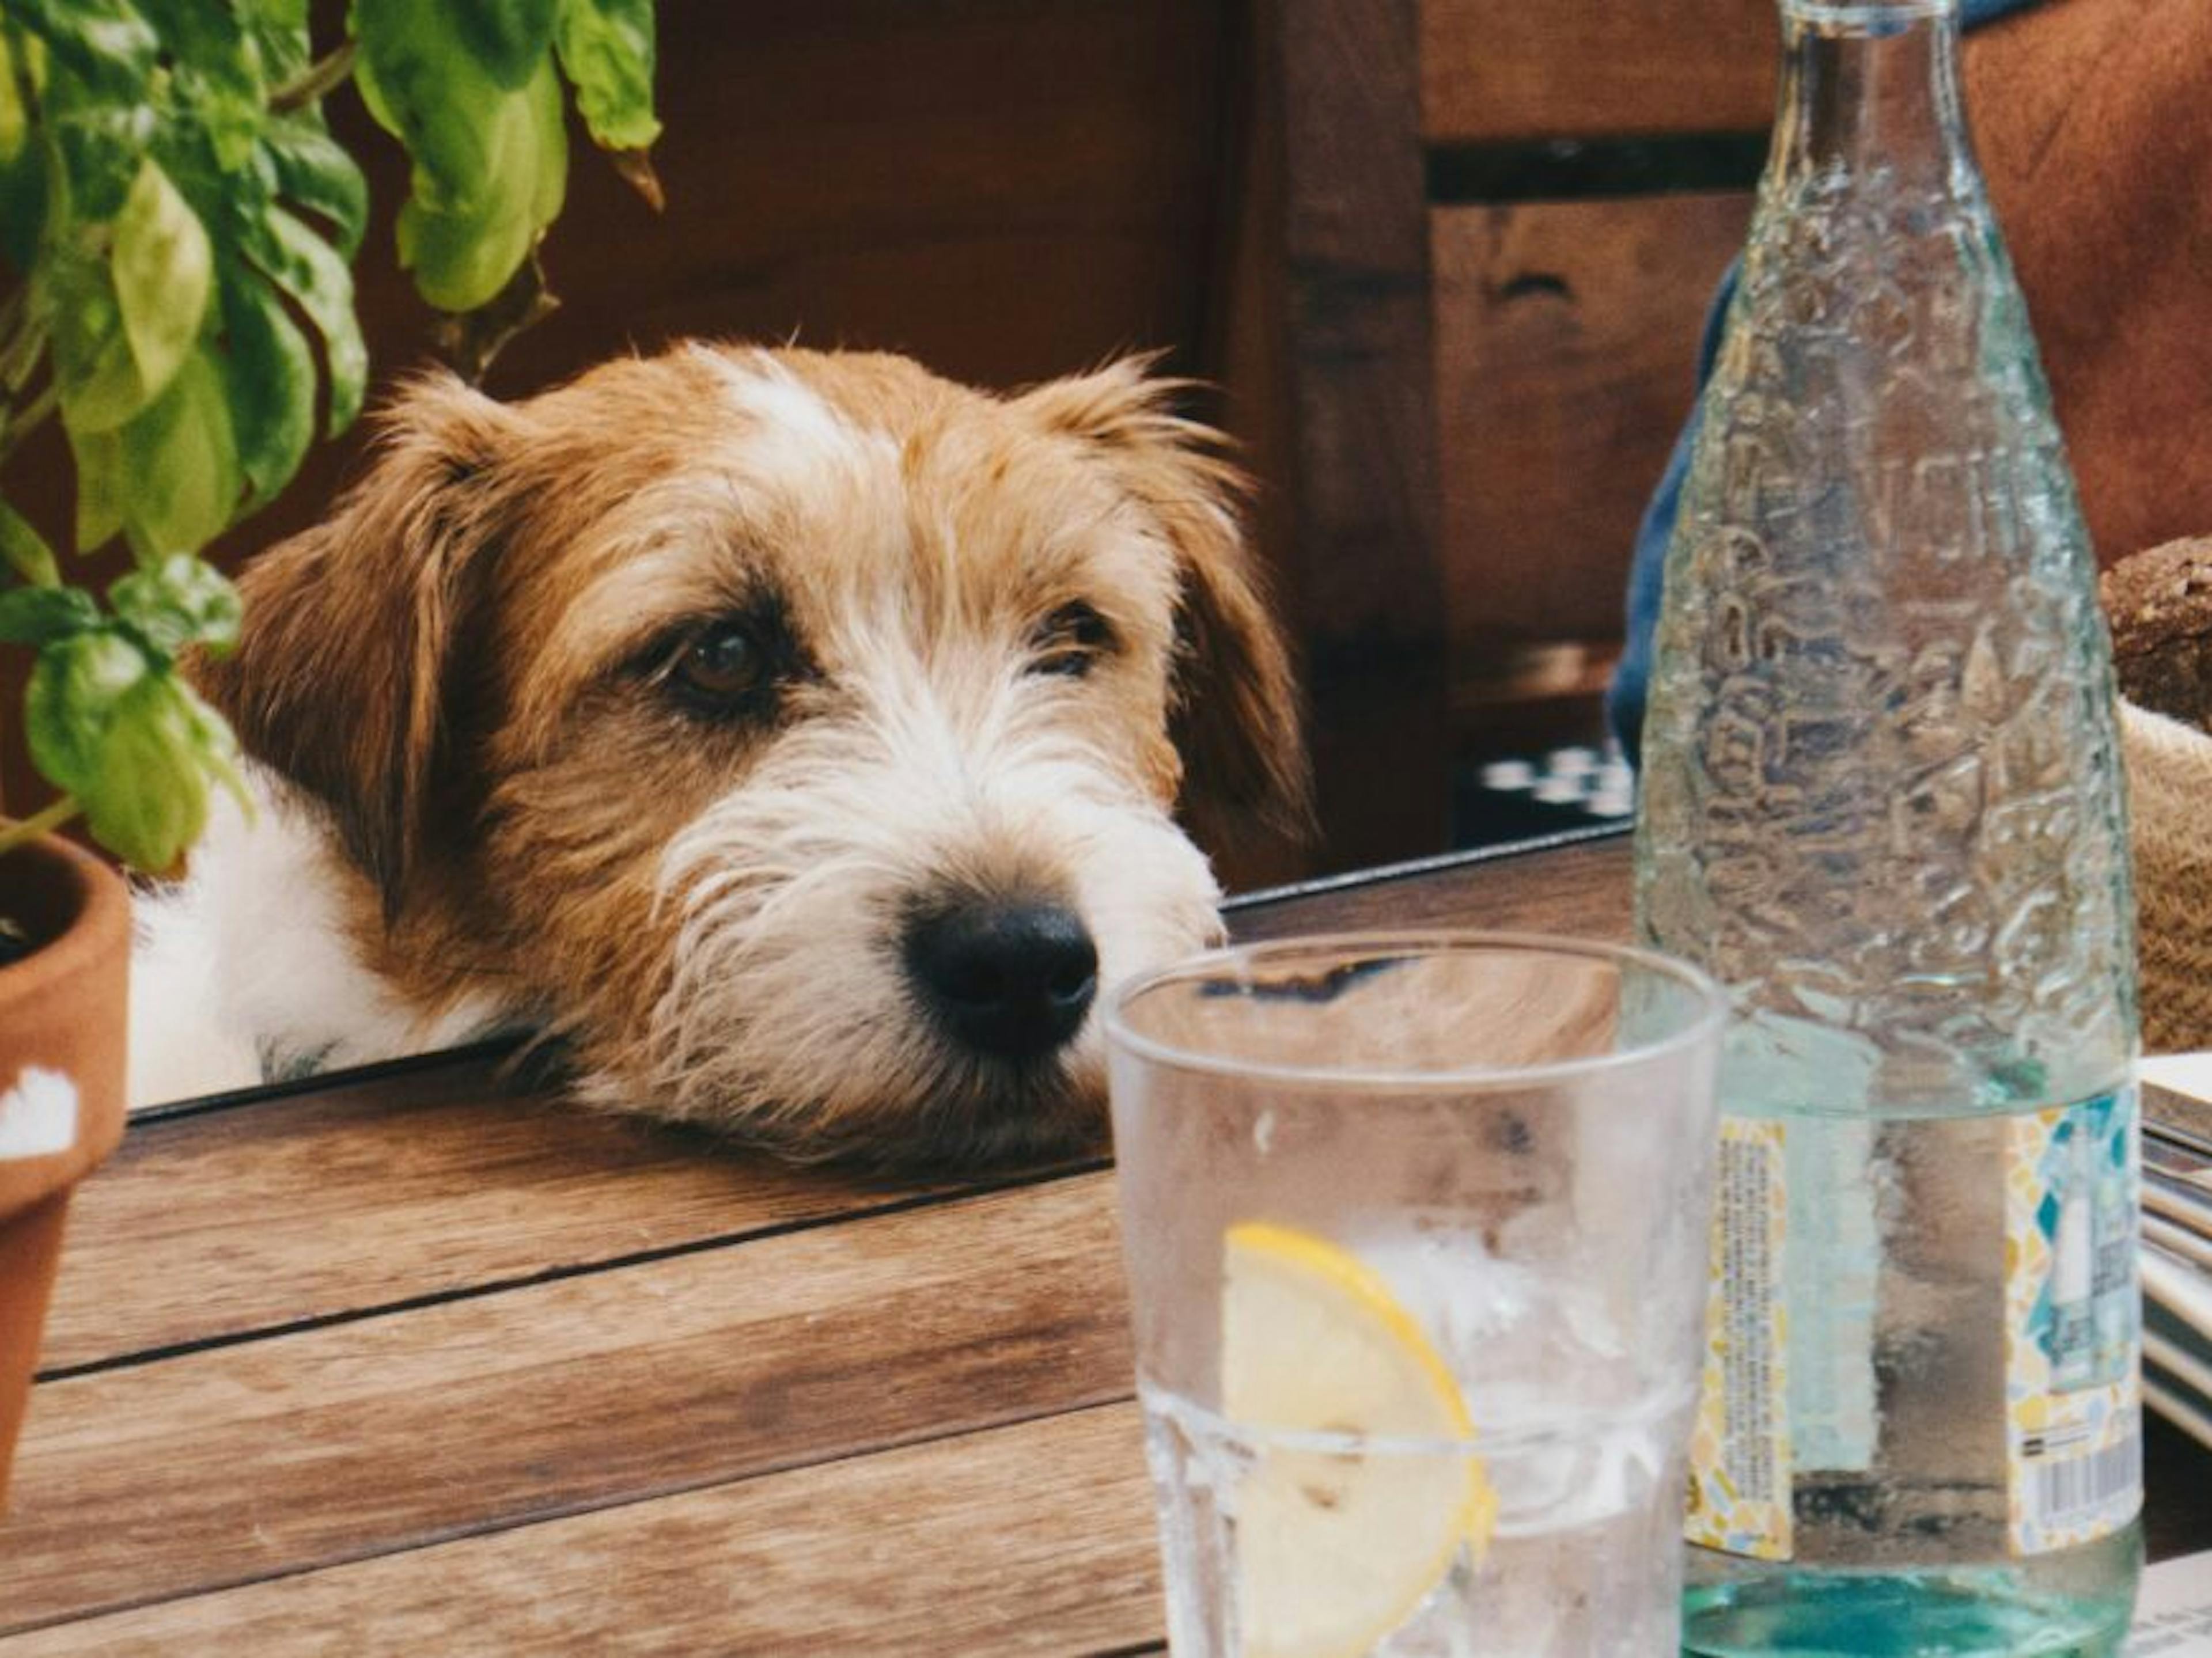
(1633, 0), (2142, 1652)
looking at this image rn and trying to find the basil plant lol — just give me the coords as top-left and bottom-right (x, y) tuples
(0, 0), (659, 871)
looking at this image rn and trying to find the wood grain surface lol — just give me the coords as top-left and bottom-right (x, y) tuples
(6, 833), (2210, 1651)
(1433, 194), (1755, 663)
(1, 1175), (1130, 1633)
(0, 1406), (1160, 1657)
(1421, 0), (1778, 144)
(40, 1064), (978, 1375)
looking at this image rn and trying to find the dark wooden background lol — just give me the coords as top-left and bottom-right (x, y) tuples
(3, 0), (1785, 885)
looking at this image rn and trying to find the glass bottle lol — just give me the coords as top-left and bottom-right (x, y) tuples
(1633, 1), (2142, 1652)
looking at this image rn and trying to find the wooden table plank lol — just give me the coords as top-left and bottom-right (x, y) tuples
(1229, 830), (1633, 943)
(0, 1173), (1130, 1633)
(11, 829), (2211, 1655)
(40, 833), (1624, 1381)
(0, 1404), (1162, 1657)
(40, 1059), (997, 1376)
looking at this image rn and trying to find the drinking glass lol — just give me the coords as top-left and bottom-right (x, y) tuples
(1105, 932), (1725, 1657)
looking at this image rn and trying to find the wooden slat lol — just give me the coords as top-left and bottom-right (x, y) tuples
(1222, 0), (1454, 874)
(0, 1174), (1131, 1632)
(1432, 193), (1753, 660)
(1421, 0), (1778, 144)
(41, 1059), (983, 1375)
(1231, 831), (1632, 943)
(0, 1405), (1161, 1657)
(47, 836), (1635, 1382)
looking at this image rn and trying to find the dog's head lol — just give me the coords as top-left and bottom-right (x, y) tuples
(201, 345), (1306, 1164)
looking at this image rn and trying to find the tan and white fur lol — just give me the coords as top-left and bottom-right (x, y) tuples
(130, 344), (1306, 1165)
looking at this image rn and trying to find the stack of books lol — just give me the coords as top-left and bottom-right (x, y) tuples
(2143, 1058), (2212, 1452)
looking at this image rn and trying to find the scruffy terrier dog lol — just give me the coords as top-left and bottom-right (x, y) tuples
(131, 345), (1307, 1165)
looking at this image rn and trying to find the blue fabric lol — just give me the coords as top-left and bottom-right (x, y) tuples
(1607, 0), (2054, 764)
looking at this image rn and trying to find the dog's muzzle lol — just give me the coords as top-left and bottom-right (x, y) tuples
(902, 895), (1099, 1061)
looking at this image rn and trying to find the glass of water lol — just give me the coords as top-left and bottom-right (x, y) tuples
(1105, 932), (1726, 1657)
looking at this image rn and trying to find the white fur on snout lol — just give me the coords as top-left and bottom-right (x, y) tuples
(626, 647), (1221, 1157)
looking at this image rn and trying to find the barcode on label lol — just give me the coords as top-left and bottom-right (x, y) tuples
(2025, 1430), (2140, 1530)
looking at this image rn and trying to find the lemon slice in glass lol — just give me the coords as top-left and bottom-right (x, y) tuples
(1221, 1220), (1498, 1658)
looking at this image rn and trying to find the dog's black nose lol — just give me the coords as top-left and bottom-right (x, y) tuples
(904, 898), (1099, 1059)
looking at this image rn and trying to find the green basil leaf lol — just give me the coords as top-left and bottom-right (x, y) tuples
(45, 71), (158, 221)
(69, 423), (128, 551)
(238, 205), (365, 433)
(45, 246), (150, 434)
(394, 56), (565, 313)
(137, 0), (267, 171)
(110, 553), (241, 658)
(262, 115), (368, 259)
(353, 0), (509, 207)
(0, 31), (49, 267)
(24, 627), (152, 801)
(82, 668), (218, 870)
(3, 0), (158, 100)
(0, 500), (60, 589)
(0, 586), (97, 645)
(176, 673), (250, 817)
(239, 0), (312, 85)
(555, 0), (660, 153)
(118, 347), (243, 558)
(112, 157), (214, 407)
(216, 261), (316, 504)
(0, 28), (26, 160)
(454, 0), (560, 92)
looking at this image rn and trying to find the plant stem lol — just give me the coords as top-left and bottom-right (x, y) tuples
(270, 41), (357, 113)
(0, 795), (82, 860)
(0, 377), (57, 469)
(0, 290), (41, 394)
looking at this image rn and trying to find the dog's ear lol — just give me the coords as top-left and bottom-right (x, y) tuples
(1021, 359), (1313, 848)
(199, 373), (522, 913)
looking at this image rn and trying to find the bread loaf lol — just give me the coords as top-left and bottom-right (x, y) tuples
(2102, 536), (2212, 732)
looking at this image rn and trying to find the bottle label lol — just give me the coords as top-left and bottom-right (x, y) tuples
(1685, 1116), (1794, 1560)
(1686, 1092), (2143, 1564)
(2003, 1087), (2143, 1553)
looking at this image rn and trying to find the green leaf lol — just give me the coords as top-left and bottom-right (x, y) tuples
(555, 0), (660, 153)
(0, 28), (25, 161)
(69, 424), (128, 551)
(25, 627), (151, 801)
(215, 261), (316, 503)
(0, 585), (97, 644)
(0, 500), (60, 588)
(353, 0), (509, 206)
(45, 246), (150, 434)
(262, 116), (368, 259)
(239, 0), (312, 85)
(239, 206), (365, 433)
(110, 553), (242, 658)
(137, 0), (268, 171)
(4, 0), (158, 100)
(89, 681), (213, 868)
(0, 31), (50, 267)
(118, 347), (243, 558)
(89, 667), (226, 868)
(27, 633), (240, 870)
(395, 55), (566, 313)
(112, 157), (214, 408)
(45, 71), (160, 221)
(454, 0), (560, 91)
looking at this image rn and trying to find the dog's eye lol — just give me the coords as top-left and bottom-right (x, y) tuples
(1030, 602), (1116, 678)
(671, 623), (771, 709)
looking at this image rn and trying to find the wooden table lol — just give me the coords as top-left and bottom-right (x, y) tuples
(3, 830), (2207, 1653)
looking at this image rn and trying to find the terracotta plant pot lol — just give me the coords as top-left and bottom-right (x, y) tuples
(0, 836), (128, 1513)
